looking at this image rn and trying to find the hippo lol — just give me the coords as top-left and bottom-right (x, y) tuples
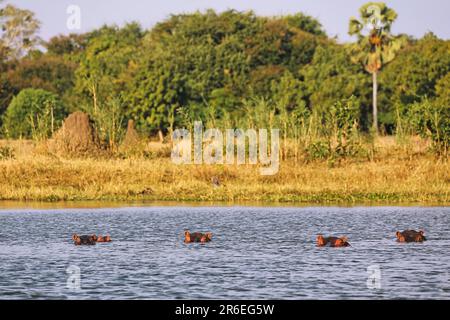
(396, 230), (426, 243)
(184, 231), (213, 243)
(317, 235), (351, 247)
(96, 235), (112, 243)
(72, 234), (97, 245)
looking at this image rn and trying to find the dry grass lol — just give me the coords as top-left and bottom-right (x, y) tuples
(0, 137), (448, 203)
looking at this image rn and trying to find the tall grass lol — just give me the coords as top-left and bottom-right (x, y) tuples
(0, 137), (448, 203)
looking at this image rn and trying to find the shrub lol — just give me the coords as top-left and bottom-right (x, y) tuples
(307, 96), (366, 160)
(2, 89), (67, 139)
(306, 140), (331, 160)
(407, 98), (449, 157)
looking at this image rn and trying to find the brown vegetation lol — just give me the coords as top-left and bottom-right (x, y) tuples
(0, 136), (448, 203)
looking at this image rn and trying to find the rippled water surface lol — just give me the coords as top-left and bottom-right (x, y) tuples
(0, 205), (449, 299)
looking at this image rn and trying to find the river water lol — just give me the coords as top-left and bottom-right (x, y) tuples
(0, 205), (449, 299)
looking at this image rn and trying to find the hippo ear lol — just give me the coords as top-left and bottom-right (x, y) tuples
(341, 236), (348, 243)
(72, 234), (78, 241)
(396, 231), (401, 237)
(419, 230), (424, 235)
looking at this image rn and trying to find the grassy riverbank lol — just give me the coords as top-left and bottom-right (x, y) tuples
(0, 138), (448, 204)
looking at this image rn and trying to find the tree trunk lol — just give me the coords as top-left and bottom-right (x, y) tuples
(91, 83), (98, 115)
(372, 71), (378, 134)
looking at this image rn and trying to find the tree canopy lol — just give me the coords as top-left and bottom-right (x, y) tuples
(0, 5), (448, 138)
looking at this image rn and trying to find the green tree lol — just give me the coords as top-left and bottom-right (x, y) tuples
(0, 35), (11, 127)
(435, 72), (450, 106)
(7, 53), (76, 102)
(300, 44), (371, 128)
(125, 10), (323, 133)
(0, 49), (77, 127)
(0, 3), (41, 59)
(381, 33), (450, 105)
(45, 33), (87, 56)
(284, 13), (327, 37)
(75, 23), (144, 114)
(2, 88), (66, 139)
(348, 2), (404, 133)
(71, 24), (143, 146)
(125, 10), (257, 133)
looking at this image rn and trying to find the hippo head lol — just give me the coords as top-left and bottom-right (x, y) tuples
(201, 232), (213, 243)
(396, 231), (406, 242)
(72, 234), (81, 245)
(204, 232), (212, 241)
(184, 231), (191, 243)
(335, 236), (350, 247)
(317, 235), (327, 247)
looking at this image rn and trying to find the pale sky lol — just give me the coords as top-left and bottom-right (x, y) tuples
(6, 0), (450, 42)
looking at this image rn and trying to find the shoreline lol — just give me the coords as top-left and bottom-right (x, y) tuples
(0, 199), (449, 211)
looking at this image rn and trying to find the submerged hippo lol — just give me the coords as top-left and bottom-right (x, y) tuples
(96, 235), (112, 243)
(317, 235), (351, 247)
(396, 230), (427, 243)
(184, 231), (213, 243)
(72, 234), (97, 245)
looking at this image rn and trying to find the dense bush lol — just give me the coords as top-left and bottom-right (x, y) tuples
(306, 96), (366, 160)
(380, 34), (450, 129)
(406, 98), (449, 157)
(123, 10), (324, 133)
(0, 7), (448, 158)
(2, 88), (67, 139)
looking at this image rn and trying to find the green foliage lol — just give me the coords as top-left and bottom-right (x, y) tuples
(306, 96), (365, 160)
(0, 42), (78, 127)
(348, 2), (402, 74)
(381, 34), (450, 105)
(270, 71), (305, 112)
(0, 5), (448, 158)
(124, 10), (322, 133)
(3, 88), (66, 139)
(328, 96), (361, 138)
(283, 13), (327, 37)
(306, 140), (331, 160)
(435, 72), (450, 105)
(300, 44), (371, 126)
(82, 96), (126, 150)
(405, 98), (449, 157)
(45, 34), (87, 56)
(0, 3), (41, 59)
(75, 23), (144, 114)
(380, 35), (449, 130)
(7, 54), (76, 103)
(348, 2), (405, 133)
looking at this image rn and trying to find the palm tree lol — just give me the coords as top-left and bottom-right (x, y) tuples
(348, 2), (404, 134)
